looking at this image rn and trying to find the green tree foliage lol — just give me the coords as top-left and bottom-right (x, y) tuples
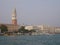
(18, 26), (29, 33)
(29, 29), (36, 33)
(0, 24), (8, 33)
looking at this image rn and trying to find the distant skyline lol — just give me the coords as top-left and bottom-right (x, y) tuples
(0, 0), (60, 26)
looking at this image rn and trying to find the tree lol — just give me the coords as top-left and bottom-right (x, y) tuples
(18, 26), (29, 34)
(29, 29), (36, 33)
(0, 24), (8, 33)
(29, 29), (36, 34)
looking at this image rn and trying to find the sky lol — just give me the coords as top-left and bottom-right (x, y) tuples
(0, 0), (60, 26)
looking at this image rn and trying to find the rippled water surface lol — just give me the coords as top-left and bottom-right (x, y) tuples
(0, 34), (60, 45)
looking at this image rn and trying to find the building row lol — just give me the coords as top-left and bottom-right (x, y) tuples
(25, 25), (60, 34)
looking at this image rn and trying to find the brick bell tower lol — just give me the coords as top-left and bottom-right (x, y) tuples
(12, 8), (17, 25)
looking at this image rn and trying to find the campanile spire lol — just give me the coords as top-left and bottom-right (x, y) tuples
(12, 8), (17, 25)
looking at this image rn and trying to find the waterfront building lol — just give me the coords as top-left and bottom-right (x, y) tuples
(25, 26), (34, 30)
(0, 24), (20, 32)
(55, 27), (60, 34)
(37, 25), (50, 33)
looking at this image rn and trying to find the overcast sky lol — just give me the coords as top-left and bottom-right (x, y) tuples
(0, 0), (60, 26)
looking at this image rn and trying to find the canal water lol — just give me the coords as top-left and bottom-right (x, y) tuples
(0, 34), (60, 45)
